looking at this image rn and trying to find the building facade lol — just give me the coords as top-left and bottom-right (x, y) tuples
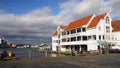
(52, 13), (120, 53)
(110, 20), (120, 46)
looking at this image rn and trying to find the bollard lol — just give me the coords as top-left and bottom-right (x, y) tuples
(29, 50), (32, 59)
(45, 50), (48, 58)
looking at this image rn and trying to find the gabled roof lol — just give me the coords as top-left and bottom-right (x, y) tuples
(112, 20), (120, 32)
(87, 13), (107, 28)
(52, 30), (57, 36)
(64, 15), (93, 30)
(52, 26), (66, 36)
(59, 26), (66, 29)
(52, 13), (108, 36)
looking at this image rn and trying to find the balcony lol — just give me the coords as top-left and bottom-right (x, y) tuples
(61, 32), (89, 38)
(60, 40), (97, 46)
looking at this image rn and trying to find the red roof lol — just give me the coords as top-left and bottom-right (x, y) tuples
(52, 26), (66, 36)
(64, 15), (93, 30)
(112, 20), (120, 32)
(59, 26), (66, 29)
(52, 31), (57, 36)
(52, 13), (108, 36)
(87, 13), (107, 28)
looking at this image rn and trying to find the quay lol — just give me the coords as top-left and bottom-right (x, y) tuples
(0, 54), (120, 68)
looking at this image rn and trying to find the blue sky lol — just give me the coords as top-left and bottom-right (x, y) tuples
(0, 0), (120, 45)
(0, 0), (65, 15)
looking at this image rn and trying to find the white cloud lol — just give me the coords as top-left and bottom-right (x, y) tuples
(0, 7), (56, 40)
(0, 10), (4, 14)
(55, 0), (103, 25)
(0, 0), (120, 44)
(110, 0), (120, 13)
(22, 7), (52, 19)
(55, 0), (120, 25)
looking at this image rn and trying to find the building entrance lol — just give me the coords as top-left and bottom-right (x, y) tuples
(81, 45), (87, 52)
(71, 45), (87, 54)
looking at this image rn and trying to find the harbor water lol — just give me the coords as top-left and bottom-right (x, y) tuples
(0, 48), (49, 59)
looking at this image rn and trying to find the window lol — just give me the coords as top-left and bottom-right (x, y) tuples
(71, 29), (76, 34)
(82, 36), (87, 41)
(88, 36), (91, 40)
(106, 16), (109, 24)
(106, 26), (110, 29)
(82, 27), (86, 32)
(106, 26), (110, 33)
(58, 40), (60, 44)
(77, 28), (81, 33)
(99, 35), (101, 40)
(53, 40), (60, 44)
(93, 35), (96, 40)
(58, 34), (60, 38)
(62, 38), (66, 42)
(67, 31), (69, 35)
(71, 37), (76, 41)
(67, 38), (70, 42)
(77, 36), (81, 41)
(103, 35), (104, 40)
(62, 32), (66, 35)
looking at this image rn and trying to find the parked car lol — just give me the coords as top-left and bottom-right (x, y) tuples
(109, 46), (120, 53)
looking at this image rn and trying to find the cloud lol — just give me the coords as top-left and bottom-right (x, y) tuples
(0, 0), (120, 45)
(55, 0), (120, 25)
(108, 0), (120, 19)
(0, 7), (57, 44)
(110, 0), (120, 13)
(55, 0), (103, 25)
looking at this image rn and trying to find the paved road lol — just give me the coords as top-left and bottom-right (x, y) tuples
(0, 54), (120, 68)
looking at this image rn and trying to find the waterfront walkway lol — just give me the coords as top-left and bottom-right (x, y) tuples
(0, 54), (120, 68)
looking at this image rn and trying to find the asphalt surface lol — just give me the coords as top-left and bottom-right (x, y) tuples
(0, 54), (120, 68)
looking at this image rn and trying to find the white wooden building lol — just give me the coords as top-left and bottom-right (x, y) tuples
(52, 13), (120, 53)
(110, 20), (120, 46)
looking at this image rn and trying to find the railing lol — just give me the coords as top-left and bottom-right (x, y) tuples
(61, 32), (88, 38)
(60, 40), (97, 45)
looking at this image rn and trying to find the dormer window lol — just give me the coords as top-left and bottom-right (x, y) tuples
(58, 34), (60, 38)
(106, 26), (110, 33)
(106, 16), (109, 24)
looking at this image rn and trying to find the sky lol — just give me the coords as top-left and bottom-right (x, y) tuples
(0, 0), (120, 45)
